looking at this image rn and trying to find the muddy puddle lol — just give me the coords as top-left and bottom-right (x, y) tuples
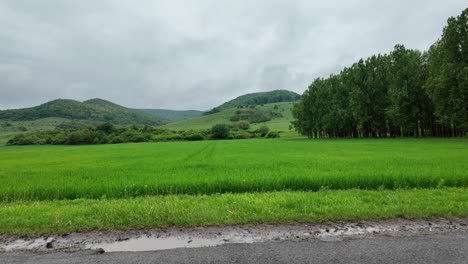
(1, 217), (467, 252)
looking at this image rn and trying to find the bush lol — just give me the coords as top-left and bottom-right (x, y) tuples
(232, 120), (250, 130)
(96, 122), (114, 134)
(2, 121), (12, 127)
(255, 125), (270, 137)
(266, 131), (280, 138)
(229, 129), (252, 139)
(211, 124), (230, 139)
(230, 109), (271, 123)
(110, 136), (124, 144)
(183, 131), (205, 141)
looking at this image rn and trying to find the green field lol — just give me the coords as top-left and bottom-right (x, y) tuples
(1, 138), (467, 234)
(1, 188), (466, 235)
(0, 138), (466, 201)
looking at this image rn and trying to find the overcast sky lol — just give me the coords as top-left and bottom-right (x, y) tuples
(0, 1), (466, 110)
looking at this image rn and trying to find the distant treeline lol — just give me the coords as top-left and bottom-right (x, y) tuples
(204, 90), (300, 115)
(292, 9), (467, 138)
(7, 122), (279, 145)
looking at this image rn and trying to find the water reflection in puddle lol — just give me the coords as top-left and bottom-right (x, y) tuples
(89, 236), (222, 252)
(1, 219), (462, 252)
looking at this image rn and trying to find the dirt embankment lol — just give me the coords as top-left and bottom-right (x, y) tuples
(1, 217), (467, 252)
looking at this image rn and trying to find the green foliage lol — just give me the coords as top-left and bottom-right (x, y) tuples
(425, 8), (467, 135)
(203, 107), (222, 115)
(255, 125), (270, 137)
(139, 109), (203, 122)
(230, 109), (272, 123)
(96, 122), (115, 133)
(292, 8), (467, 138)
(232, 120), (250, 130)
(163, 102), (298, 139)
(211, 124), (230, 139)
(265, 131), (280, 138)
(1, 121), (12, 127)
(0, 98), (167, 126)
(229, 129), (252, 139)
(218, 90), (300, 109)
(6, 122), (261, 145)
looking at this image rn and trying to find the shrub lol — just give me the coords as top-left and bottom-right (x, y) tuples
(232, 120), (250, 130)
(183, 131), (205, 141)
(255, 125), (270, 137)
(110, 136), (124, 144)
(266, 131), (280, 138)
(2, 122), (12, 127)
(230, 109), (271, 123)
(96, 122), (114, 134)
(211, 124), (230, 139)
(229, 130), (252, 139)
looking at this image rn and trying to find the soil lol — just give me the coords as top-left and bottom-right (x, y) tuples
(1, 217), (467, 252)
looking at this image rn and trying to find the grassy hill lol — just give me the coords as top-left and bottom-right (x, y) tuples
(139, 109), (203, 122)
(0, 98), (167, 126)
(217, 90), (300, 109)
(164, 102), (303, 138)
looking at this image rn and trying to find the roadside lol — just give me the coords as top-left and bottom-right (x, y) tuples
(1, 217), (466, 252)
(1, 230), (467, 264)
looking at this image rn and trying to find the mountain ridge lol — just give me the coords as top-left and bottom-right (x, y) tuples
(217, 90), (300, 109)
(0, 98), (167, 126)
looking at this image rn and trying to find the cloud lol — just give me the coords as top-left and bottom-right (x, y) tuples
(0, 0), (466, 110)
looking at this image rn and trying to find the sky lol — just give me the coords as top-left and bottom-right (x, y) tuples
(0, 1), (466, 111)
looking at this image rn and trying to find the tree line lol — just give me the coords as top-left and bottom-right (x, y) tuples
(292, 8), (467, 138)
(7, 122), (279, 146)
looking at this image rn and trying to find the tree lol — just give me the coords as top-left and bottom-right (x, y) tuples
(425, 8), (467, 136)
(291, 8), (467, 138)
(211, 124), (230, 139)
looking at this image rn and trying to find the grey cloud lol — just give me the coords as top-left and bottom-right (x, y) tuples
(0, 0), (466, 110)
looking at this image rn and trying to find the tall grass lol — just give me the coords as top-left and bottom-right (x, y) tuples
(1, 188), (467, 235)
(0, 138), (467, 201)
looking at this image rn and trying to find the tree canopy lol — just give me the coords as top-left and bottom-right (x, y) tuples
(292, 8), (467, 138)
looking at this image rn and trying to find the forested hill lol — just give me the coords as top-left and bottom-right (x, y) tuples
(0, 98), (167, 126)
(139, 109), (203, 122)
(217, 90), (300, 109)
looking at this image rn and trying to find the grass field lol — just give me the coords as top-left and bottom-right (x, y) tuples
(1, 138), (466, 235)
(0, 138), (466, 201)
(1, 188), (466, 235)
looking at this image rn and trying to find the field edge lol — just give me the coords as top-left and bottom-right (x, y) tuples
(1, 188), (467, 236)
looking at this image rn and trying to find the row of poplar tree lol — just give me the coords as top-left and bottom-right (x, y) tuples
(292, 8), (467, 138)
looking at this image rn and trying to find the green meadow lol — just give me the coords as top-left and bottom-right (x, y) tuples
(1, 138), (467, 201)
(0, 138), (467, 234)
(1, 188), (467, 235)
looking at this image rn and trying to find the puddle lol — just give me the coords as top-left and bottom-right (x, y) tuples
(1, 217), (466, 252)
(89, 236), (222, 252)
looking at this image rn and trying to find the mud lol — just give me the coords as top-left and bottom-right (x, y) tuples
(1, 217), (467, 252)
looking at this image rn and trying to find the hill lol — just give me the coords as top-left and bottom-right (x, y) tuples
(139, 109), (203, 122)
(0, 98), (167, 126)
(217, 90), (300, 109)
(163, 102), (302, 138)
